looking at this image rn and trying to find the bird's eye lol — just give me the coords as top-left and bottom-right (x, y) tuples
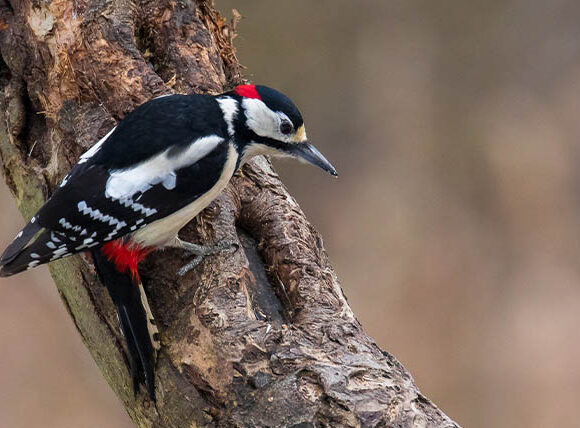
(280, 121), (293, 135)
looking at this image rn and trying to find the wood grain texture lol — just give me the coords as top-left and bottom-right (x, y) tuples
(0, 0), (460, 426)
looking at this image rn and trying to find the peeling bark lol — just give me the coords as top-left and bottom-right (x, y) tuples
(0, 1), (460, 426)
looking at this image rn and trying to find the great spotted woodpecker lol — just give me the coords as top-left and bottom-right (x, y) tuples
(0, 84), (336, 399)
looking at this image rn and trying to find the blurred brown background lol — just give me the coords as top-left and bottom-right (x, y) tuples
(2, 1), (580, 426)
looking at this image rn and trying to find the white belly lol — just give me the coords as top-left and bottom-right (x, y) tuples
(130, 144), (238, 248)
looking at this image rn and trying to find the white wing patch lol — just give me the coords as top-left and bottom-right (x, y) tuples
(78, 126), (117, 165)
(217, 97), (238, 136)
(105, 135), (223, 200)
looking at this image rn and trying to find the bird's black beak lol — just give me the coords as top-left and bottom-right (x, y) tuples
(289, 142), (338, 176)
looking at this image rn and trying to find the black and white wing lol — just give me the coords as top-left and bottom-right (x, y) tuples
(0, 94), (231, 276)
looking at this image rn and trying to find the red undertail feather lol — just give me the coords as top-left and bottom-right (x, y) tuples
(100, 240), (152, 281)
(234, 84), (261, 99)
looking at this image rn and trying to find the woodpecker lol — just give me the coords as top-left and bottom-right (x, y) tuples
(0, 84), (336, 399)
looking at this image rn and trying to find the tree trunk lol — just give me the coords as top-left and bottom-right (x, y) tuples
(0, 1), (461, 426)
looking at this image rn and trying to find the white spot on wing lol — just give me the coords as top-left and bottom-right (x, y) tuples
(59, 218), (82, 233)
(50, 252), (71, 261)
(78, 201), (127, 228)
(129, 201), (156, 217)
(59, 173), (71, 188)
(105, 230), (119, 241)
(162, 172), (176, 190)
(78, 126), (116, 164)
(53, 247), (69, 257)
(59, 218), (72, 229)
(77, 201), (127, 238)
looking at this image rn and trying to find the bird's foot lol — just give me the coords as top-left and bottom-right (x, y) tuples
(175, 239), (238, 276)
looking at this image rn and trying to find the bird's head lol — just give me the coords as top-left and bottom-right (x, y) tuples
(229, 84), (337, 176)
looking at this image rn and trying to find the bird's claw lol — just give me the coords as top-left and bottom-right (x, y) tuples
(177, 240), (238, 276)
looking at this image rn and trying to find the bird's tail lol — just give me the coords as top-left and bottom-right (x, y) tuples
(91, 248), (160, 400)
(0, 221), (79, 277)
(0, 220), (44, 277)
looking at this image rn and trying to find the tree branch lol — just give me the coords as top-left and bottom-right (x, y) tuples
(0, 1), (460, 426)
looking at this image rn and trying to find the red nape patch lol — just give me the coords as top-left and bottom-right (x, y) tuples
(101, 241), (152, 282)
(234, 84), (261, 99)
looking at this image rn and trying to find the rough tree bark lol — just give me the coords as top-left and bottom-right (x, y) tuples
(0, 1), (461, 427)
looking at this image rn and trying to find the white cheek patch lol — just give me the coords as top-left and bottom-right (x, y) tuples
(105, 135), (223, 200)
(242, 98), (279, 137)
